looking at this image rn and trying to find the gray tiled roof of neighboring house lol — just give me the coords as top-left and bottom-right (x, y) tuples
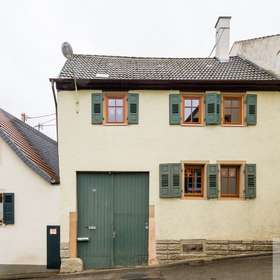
(0, 108), (59, 184)
(58, 54), (277, 81)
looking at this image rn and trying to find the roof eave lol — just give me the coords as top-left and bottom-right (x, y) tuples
(50, 78), (280, 91)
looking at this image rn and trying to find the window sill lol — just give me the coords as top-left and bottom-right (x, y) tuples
(219, 196), (242, 200)
(221, 124), (245, 127)
(182, 196), (205, 200)
(103, 122), (128, 126)
(181, 123), (205, 127)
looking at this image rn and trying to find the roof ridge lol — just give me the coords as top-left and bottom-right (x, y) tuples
(0, 108), (57, 145)
(73, 53), (216, 60)
(233, 34), (280, 44)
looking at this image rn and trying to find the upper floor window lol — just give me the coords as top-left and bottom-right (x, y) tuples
(222, 96), (243, 125)
(220, 165), (240, 197)
(106, 97), (125, 123)
(182, 96), (202, 124)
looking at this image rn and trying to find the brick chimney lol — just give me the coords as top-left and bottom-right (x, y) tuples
(215, 16), (231, 62)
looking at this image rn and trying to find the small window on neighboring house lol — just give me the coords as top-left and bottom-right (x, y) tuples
(183, 96), (202, 124)
(106, 97), (125, 123)
(0, 193), (3, 225)
(220, 166), (240, 197)
(223, 96), (243, 125)
(184, 165), (204, 196)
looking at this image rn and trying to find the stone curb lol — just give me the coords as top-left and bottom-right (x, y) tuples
(0, 252), (272, 280)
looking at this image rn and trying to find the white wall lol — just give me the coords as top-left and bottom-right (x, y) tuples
(230, 35), (280, 76)
(58, 90), (280, 242)
(0, 139), (60, 265)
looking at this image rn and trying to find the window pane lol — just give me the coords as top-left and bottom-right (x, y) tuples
(228, 178), (238, 194)
(108, 107), (115, 122)
(192, 107), (199, 123)
(185, 99), (191, 107)
(231, 108), (240, 123)
(192, 99), (199, 107)
(231, 99), (240, 107)
(229, 168), (236, 177)
(224, 108), (232, 123)
(221, 177), (228, 194)
(116, 108), (123, 122)
(194, 168), (201, 177)
(224, 99), (231, 107)
(184, 108), (192, 122)
(116, 99), (123, 106)
(221, 168), (228, 177)
(108, 99), (115, 106)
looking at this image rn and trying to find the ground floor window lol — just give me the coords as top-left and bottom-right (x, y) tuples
(220, 165), (240, 197)
(184, 165), (204, 196)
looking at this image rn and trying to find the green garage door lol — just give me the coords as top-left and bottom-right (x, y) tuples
(77, 172), (149, 269)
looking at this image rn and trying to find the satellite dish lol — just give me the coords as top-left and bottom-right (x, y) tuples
(61, 42), (73, 59)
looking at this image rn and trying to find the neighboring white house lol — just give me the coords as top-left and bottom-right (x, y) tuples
(0, 109), (60, 266)
(51, 17), (280, 271)
(230, 34), (280, 77)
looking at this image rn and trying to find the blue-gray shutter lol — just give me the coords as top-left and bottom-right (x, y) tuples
(3, 193), (14, 225)
(205, 92), (220, 125)
(246, 94), (257, 125)
(159, 163), (181, 198)
(127, 93), (139, 124)
(169, 94), (181, 125)
(245, 164), (256, 199)
(207, 164), (218, 199)
(91, 93), (103, 124)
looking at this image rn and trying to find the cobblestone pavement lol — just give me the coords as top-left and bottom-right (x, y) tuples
(27, 255), (273, 280)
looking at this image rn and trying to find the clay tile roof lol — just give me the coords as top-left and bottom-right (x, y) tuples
(58, 55), (278, 81)
(0, 109), (59, 184)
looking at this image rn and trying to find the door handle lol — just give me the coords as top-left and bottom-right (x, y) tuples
(112, 231), (116, 239)
(145, 222), (149, 230)
(77, 237), (90, 242)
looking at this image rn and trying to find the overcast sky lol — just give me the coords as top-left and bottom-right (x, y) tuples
(0, 0), (279, 139)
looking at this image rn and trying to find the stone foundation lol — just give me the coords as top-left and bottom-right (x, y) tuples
(156, 239), (272, 264)
(60, 242), (83, 273)
(60, 242), (70, 259)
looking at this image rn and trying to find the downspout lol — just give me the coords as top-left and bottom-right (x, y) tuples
(51, 79), (60, 184)
(51, 80), (58, 140)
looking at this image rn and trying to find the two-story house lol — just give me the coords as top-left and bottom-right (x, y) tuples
(51, 17), (280, 271)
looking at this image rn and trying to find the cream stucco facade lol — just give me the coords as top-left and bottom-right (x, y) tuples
(0, 139), (60, 265)
(58, 89), (280, 248)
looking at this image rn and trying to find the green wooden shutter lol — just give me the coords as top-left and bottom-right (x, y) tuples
(169, 94), (181, 125)
(159, 163), (181, 198)
(91, 93), (103, 124)
(245, 164), (256, 199)
(205, 92), (220, 125)
(170, 164), (182, 197)
(207, 164), (218, 199)
(127, 93), (139, 124)
(246, 94), (257, 125)
(3, 193), (14, 225)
